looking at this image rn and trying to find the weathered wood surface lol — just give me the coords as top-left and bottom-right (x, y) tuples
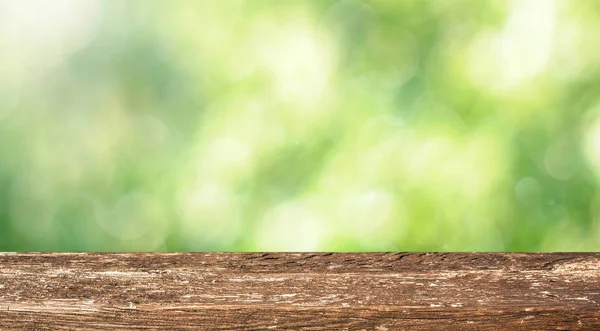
(0, 253), (598, 330)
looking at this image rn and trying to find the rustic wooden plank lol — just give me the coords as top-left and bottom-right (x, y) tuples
(0, 253), (598, 330)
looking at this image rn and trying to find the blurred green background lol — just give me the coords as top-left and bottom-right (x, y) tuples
(1, 0), (599, 251)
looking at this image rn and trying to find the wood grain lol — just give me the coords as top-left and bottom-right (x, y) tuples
(0, 253), (598, 330)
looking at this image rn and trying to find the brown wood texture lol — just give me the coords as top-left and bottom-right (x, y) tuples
(0, 253), (598, 330)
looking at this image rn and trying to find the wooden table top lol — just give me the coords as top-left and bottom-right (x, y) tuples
(0, 253), (598, 330)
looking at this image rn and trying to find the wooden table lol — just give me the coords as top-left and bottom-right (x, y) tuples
(0, 253), (598, 330)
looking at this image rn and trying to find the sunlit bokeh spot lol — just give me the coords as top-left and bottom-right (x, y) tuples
(255, 200), (327, 251)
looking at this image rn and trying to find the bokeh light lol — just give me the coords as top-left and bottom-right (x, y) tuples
(0, 0), (599, 251)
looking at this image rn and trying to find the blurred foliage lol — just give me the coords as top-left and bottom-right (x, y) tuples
(1, 0), (600, 251)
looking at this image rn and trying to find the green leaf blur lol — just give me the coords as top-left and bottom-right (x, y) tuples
(1, 0), (599, 251)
